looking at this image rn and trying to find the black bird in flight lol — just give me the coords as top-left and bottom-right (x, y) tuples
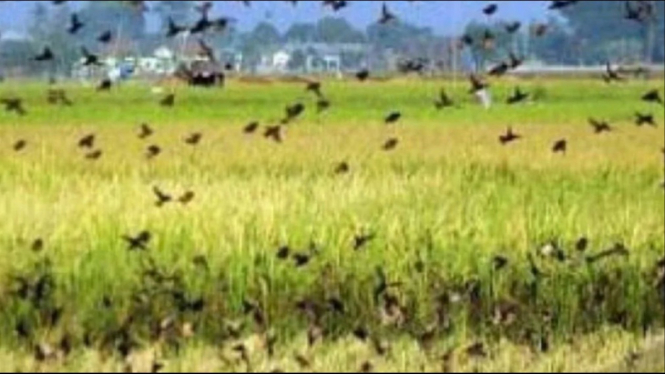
(179, 191), (195, 205)
(78, 134), (95, 149)
(67, 13), (84, 34)
(624, 1), (647, 23)
(244, 121), (260, 134)
(508, 52), (524, 69)
(589, 118), (612, 133)
(575, 237), (589, 252)
(434, 88), (455, 109)
(306, 81), (323, 97)
(483, 3), (498, 16)
(499, 127), (521, 145)
(505, 21), (521, 34)
(468, 74), (488, 93)
(138, 123), (153, 139)
(334, 161), (350, 174)
(552, 139), (567, 154)
(13, 139), (27, 152)
(356, 69), (370, 81)
(160, 94), (175, 107)
(316, 98), (331, 113)
(97, 79), (112, 91)
(1, 98), (26, 115)
(283, 102), (305, 124)
(81, 47), (102, 66)
(146, 145), (162, 159)
(185, 133), (203, 146)
(548, 0), (578, 10)
(379, 2), (396, 24)
(97, 30), (113, 44)
(34, 47), (54, 61)
(642, 89), (663, 105)
(323, 0), (348, 11)
(85, 150), (102, 160)
(276, 245), (291, 260)
(602, 62), (624, 83)
(382, 138), (399, 151)
(384, 111), (401, 124)
(264, 125), (283, 143)
(198, 39), (216, 61)
(488, 61), (509, 77)
(153, 186), (172, 207)
(507, 87), (529, 105)
(123, 231), (151, 251)
(166, 17), (187, 38)
(353, 232), (376, 251)
(635, 112), (656, 127)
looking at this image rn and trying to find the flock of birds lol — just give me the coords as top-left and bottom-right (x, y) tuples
(1, 0), (664, 371)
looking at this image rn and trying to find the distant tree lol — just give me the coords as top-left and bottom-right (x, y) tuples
(153, 1), (196, 30)
(316, 17), (365, 44)
(78, 1), (146, 43)
(288, 49), (307, 71)
(555, 1), (664, 63)
(284, 23), (317, 43)
(239, 22), (282, 71)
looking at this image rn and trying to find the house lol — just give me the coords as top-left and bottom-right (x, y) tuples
(256, 43), (368, 75)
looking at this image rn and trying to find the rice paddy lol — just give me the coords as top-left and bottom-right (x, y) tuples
(0, 77), (663, 372)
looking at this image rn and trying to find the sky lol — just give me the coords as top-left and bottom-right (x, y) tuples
(0, 1), (552, 35)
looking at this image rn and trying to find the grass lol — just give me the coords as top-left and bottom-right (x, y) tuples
(0, 77), (664, 372)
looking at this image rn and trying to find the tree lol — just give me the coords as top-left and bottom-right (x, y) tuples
(239, 22), (282, 71)
(284, 23), (317, 43)
(288, 49), (307, 71)
(555, 1), (664, 63)
(316, 17), (365, 44)
(153, 1), (196, 30)
(78, 1), (147, 42)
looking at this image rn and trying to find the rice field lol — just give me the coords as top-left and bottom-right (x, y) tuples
(0, 77), (663, 372)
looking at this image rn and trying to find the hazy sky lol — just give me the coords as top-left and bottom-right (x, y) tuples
(0, 1), (552, 35)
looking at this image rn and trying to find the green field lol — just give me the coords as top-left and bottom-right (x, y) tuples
(1, 77), (664, 372)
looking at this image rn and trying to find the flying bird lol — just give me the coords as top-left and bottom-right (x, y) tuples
(488, 61), (509, 77)
(552, 139), (567, 154)
(642, 89), (663, 105)
(382, 138), (399, 151)
(434, 89), (455, 109)
(185, 133), (203, 146)
(81, 47), (102, 66)
(264, 126), (283, 143)
(153, 186), (172, 207)
(283, 102), (305, 124)
(34, 47), (54, 61)
(589, 118), (612, 133)
(244, 121), (260, 134)
(505, 21), (521, 34)
(67, 13), (84, 34)
(499, 127), (521, 145)
(1, 98), (26, 115)
(379, 2), (396, 24)
(602, 62), (624, 83)
(97, 30), (113, 44)
(507, 87), (529, 104)
(160, 94), (175, 107)
(78, 134), (95, 149)
(635, 112), (656, 127)
(85, 150), (103, 160)
(166, 17), (187, 38)
(97, 79), (112, 91)
(549, 0), (578, 10)
(356, 69), (370, 81)
(384, 111), (402, 124)
(13, 140), (27, 152)
(483, 3), (498, 16)
(146, 145), (162, 159)
(138, 123), (153, 139)
(123, 231), (151, 251)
